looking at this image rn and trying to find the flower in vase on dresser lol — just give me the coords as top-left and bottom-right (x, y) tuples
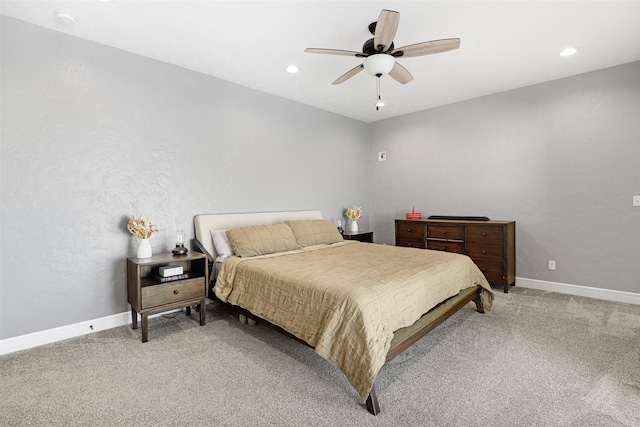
(127, 215), (158, 259)
(345, 206), (363, 232)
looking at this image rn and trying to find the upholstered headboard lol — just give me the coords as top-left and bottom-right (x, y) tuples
(193, 210), (323, 261)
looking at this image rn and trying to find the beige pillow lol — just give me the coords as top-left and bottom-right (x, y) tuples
(226, 223), (300, 257)
(285, 219), (344, 247)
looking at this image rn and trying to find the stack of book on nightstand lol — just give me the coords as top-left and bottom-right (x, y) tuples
(155, 265), (189, 282)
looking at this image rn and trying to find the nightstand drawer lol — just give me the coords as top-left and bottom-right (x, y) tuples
(467, 226), (503, 245)
(427, 225), (464, 241)
(427, 240), (465, 254)
(141, 278), (205, 309)
(343, 231), (373, 243)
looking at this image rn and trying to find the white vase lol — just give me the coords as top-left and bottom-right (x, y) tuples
(350, 220), (358, 232)
(137, 238), (152, 259)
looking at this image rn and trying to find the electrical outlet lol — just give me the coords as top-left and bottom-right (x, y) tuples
(633, 196), (640, 207)
(548, 260), (556, 271)
(378, 151), (386, 161)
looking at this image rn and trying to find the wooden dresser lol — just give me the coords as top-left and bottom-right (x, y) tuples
(395, 218), (516, 293)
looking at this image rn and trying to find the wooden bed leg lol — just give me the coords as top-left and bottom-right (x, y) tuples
(473, 291), (485, 314)
(365, 384), (380, 415)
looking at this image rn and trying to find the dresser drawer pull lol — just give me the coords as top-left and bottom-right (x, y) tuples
(482, 250), (487, 254)
(481, 233), (487, 237)
(173, 290), (179, 294)
(407, 243), (412, 246)
(406, 228), (411, 232)
(442, 246), (447, 250)
(441, 231), (447, 235)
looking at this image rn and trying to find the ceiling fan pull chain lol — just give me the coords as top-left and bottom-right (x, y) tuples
(375, 77), (384, 111)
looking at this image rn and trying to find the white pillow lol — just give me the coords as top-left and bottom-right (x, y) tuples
(210, 229), (233, 260)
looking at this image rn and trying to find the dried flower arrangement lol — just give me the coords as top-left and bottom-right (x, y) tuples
(127, 215), (158, 240)
(345, 206), (363, 221)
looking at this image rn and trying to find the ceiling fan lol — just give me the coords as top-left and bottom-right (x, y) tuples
(305, 9), (460, 109)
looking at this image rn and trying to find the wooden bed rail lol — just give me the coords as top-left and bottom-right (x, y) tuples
(365, 285), (485, 415)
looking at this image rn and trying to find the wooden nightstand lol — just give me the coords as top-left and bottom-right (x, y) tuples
(342, 231), (374, 243)
(126, 252), (209, 342)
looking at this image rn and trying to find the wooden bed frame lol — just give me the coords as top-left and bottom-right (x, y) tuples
(193, 210), (486, 415)
(366, 285), (484, 414)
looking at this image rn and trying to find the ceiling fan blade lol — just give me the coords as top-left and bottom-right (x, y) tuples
(332, 64), (364, 85)
(305, 48), (364, 57)
(393, 38), (461, 58)
(373, 9), (400, 52)
(389, 62), (413, 84)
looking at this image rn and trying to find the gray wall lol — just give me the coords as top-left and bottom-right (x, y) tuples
(369, 61), (640, 294)
(0, 17), (369, 339)
(2, 16), (639, 341)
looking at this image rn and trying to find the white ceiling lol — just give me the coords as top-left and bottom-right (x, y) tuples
(2, 1), (640, 123)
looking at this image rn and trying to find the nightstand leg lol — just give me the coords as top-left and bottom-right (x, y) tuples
(131, 307), (138, 330)
(141, 313), (149, 343)
(199, 298), (206, 326)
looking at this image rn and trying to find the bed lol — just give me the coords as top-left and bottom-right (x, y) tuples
(193, 210), (493, 415)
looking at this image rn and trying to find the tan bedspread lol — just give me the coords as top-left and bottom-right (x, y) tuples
(215, 241), (493, 400)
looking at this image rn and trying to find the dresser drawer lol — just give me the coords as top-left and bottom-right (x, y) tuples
(466, 243), (503, 263)
(473, 260), (504, 283)
(466, 226), (503, 245)
(396, 221), (425, 240)
(397, 237), (426, 249)
(141, 278), (205, 309)
(427, 225), (464, 241)
(427, 240), (465, 254)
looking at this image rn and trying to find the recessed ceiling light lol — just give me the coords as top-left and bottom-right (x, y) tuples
(560, 47), (578, 57)
(55, 11), (76, 25)
(286, 65), (299, 74)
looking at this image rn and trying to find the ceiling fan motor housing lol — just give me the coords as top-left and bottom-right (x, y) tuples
(363, 38), (394, 55)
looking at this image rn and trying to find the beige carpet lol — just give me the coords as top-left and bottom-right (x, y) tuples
(1, 286), (639, 426)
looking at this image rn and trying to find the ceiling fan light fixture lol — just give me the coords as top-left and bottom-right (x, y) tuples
(363, 54), (395, 77)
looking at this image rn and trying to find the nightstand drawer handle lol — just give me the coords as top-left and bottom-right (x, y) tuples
(173, 290), (179, 294)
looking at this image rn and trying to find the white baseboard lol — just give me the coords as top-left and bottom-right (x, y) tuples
(0, 309), (181, 356)
(516, 277), (640, 305)
(2, 281), (637, 356)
